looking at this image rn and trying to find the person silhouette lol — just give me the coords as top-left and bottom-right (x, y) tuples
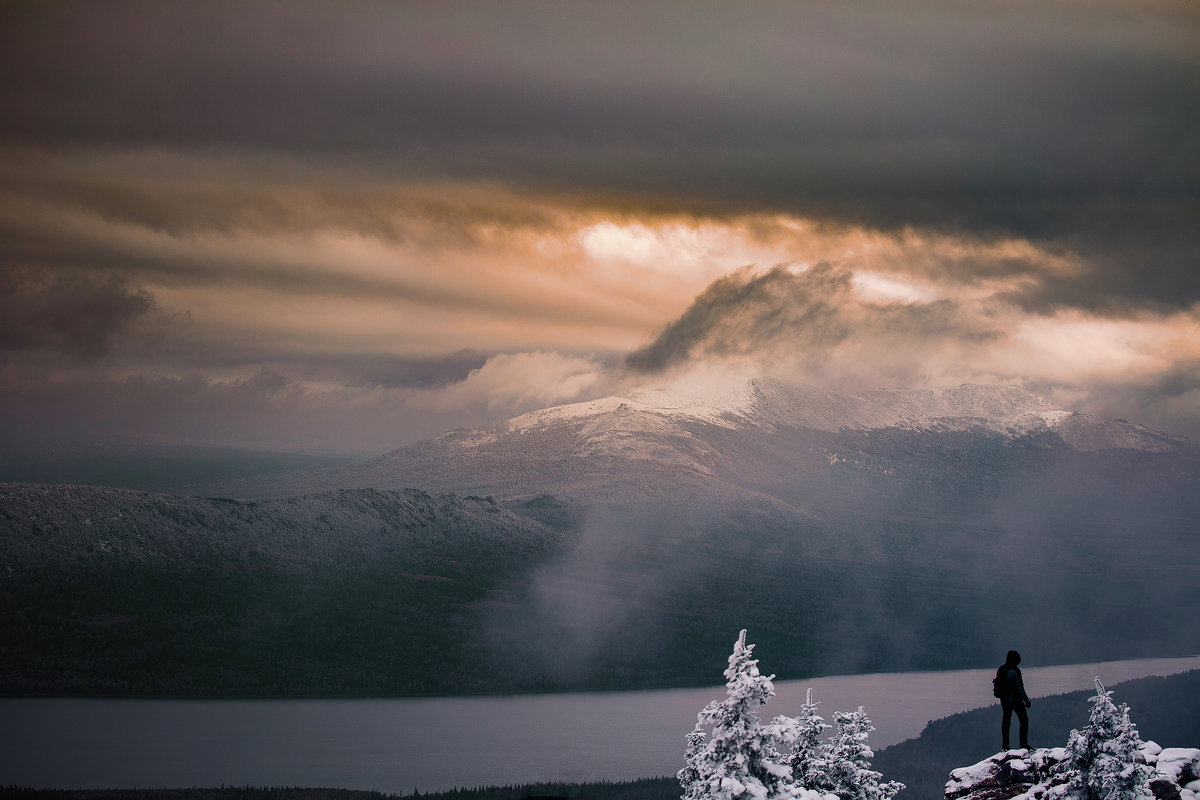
(998, 649), (1031, 750)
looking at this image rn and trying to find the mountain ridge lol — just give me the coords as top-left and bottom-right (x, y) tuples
(501, 379), (1072, 436)
(4, 377), (1197, 695)
(200, 377), (1195, 503)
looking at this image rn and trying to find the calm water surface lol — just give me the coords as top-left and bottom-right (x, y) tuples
(2, 656), (1197, 793)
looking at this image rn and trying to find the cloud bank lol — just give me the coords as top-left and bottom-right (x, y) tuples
(0, 1), (1197, 452)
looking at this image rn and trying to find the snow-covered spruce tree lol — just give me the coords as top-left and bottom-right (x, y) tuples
(681, 721), (711, 800)
(816, 706), (903, 800)
(1064, 677), (1153, 800)
(678, 630), (794, 800)
(783, 688), (831, 790)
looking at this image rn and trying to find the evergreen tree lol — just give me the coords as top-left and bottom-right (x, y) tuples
(786, 688), (831, 789)
(680, 633), (903, 800)
(681, 721), (710, 800)
(816, 706), (903, 800)
(1065, 677), (1153, 800)
(678, 630), (792, 800)
(760, 714), (803, 793)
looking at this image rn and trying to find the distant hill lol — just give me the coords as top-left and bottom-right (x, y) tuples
(0, 438), (358, 494)
(0, 484), (563, 695)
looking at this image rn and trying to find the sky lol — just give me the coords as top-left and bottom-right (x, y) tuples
(1, 0), (1198, 454)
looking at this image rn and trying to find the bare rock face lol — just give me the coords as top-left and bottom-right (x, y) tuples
(945, 744), (1200, 800)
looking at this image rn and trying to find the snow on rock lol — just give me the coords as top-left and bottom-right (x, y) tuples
(504, 376), (1077, 438)
(755, 379), (1174, 449)
(946, 744), (1200, 800)
(1051, 413), (1179, 453)
(1155, 749), (1200, 786)
(945, 748), (1069, 800)
(505, 380), (761, 434)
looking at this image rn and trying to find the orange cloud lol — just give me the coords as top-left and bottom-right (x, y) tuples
(3, 147), (1198, 447)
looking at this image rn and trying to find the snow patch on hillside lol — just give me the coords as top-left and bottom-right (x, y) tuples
(505, 380), (760, 434)
(465, 376), (1187, 455)
(504, 377), (1068, 436)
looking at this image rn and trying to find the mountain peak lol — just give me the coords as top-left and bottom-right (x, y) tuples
(193, 376), (1192, 502)
(483, 376), (1190, 456)
(501, 377), (1070, 438)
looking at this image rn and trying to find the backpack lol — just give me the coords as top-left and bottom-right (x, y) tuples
(992, 665), (1009, 699)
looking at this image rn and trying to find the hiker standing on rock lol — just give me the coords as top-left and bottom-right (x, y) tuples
(995, 649), (1032, 751)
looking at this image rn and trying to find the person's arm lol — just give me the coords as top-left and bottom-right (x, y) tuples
(1012, 669), (1031, 706)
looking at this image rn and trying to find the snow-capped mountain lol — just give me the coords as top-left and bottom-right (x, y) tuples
(4, 377), (1198, 695)
(209, 375), (1196, 686)
(471, 377), (1175, 452)
(217, 376), (1195, 504)
(504, 378), (1072, 437)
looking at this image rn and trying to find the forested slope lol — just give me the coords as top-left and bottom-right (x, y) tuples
(0, 483), (564, 695)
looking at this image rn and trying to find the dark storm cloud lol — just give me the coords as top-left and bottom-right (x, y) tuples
(2, 1), (1196, 311)
(1008, 218), (1200, 314)
(625, 265), (852, 373)
(344, 351), (489, 390)
(0, 266), (154, 356)
(624, 264), (996, 375)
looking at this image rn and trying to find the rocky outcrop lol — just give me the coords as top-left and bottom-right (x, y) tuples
(945, 744), (1200, 800)
(1152, 747), (1200, 800)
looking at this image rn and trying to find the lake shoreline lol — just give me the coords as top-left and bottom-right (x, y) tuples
(4, 651), (1197, 702)
(6, 669), (1198, 800)
(5, 657), (1197, 795)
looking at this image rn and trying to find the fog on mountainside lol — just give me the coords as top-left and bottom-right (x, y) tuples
(247, 378), (1200, 684)
(3, 377), (1193, 695)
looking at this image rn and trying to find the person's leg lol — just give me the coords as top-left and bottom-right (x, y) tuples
(1015, 702), (1029, 749)
(1001, 702), (1013, 750)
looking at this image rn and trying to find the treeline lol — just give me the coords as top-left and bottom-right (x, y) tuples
(0, 779), (681, 800)
(0, 788), (405, 800)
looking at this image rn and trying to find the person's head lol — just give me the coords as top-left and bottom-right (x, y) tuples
(1006, 650), (1021, 666)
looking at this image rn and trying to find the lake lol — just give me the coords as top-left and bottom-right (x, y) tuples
(2, 655), (1197, 793)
